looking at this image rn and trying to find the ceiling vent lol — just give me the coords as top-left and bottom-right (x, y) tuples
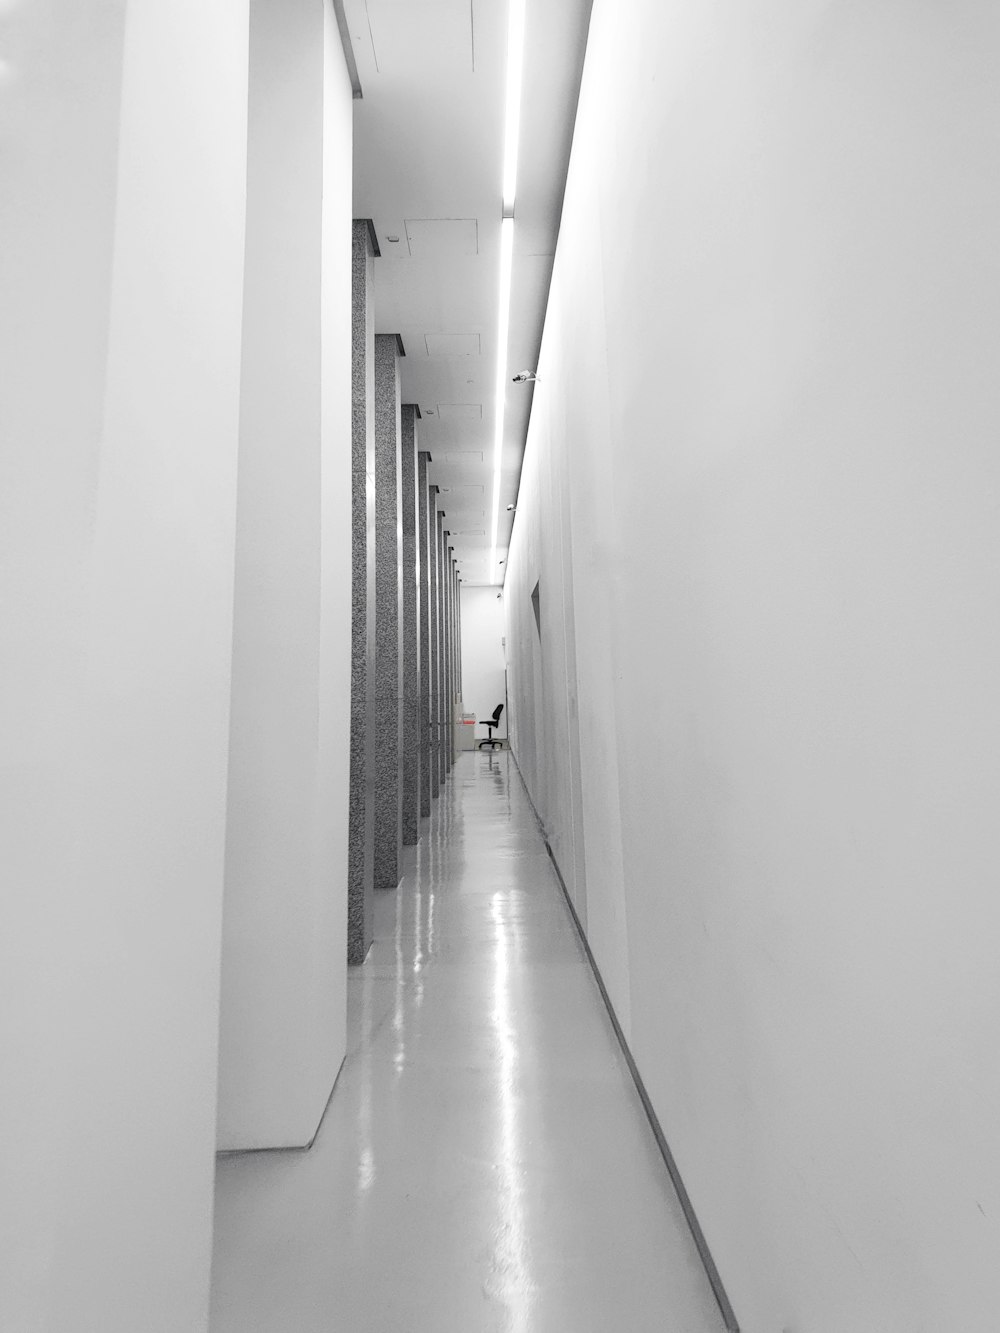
(437, 403), (482, 421)
(404, 218), (478, 258)
(424, 333), (481, 358)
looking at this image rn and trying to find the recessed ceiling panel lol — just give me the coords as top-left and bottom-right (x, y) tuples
(437, 403), (482, 420)
(405, 219), (479, 258)
(424, 333), (482, 358)
(364, 0), (473, 74)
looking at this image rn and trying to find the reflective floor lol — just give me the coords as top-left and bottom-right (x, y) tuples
(210, 752), (724, 1332)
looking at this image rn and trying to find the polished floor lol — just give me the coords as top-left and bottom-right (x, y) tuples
(210, 751), (724, 1332)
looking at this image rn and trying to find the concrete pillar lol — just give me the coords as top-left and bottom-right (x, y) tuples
(432, 503), (440, 783)
(442, 545), (450, 775)
(436, 512), (448, 785)
(347, 220), (377, 962)
(218, 0), (352, 1152)
(450, 561), (456, 704)
(456, 567), (464, 704)
(449, 543), (459, 771)
(0, 5), (248, 1327)
(418, 455), (434, 814)
(374, 334), (403, 888)
(451, 556), (459, 744)
(428, 490), (442, 799)
(442, 538), (449, 774)
(401, 405), (421, 844)
(458, 567), (464, 686)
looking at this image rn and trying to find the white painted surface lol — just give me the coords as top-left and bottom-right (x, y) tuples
(217, 0), (352, 1150)
(317, 0), (354, 1117)
(459, 585), (507, 741)
(0, 2), (248, 1327)
(505, 1), (1000, 1328)
(211, 754), (725, 1333)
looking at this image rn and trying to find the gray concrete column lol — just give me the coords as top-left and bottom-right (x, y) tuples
(348, 220), (377, 962)
(443, 536), (454, 773)
(450, 561), (457, 700)
(373, 333), (403, 888)
(428, 491), (441, 799)
(441, 525), (451, 777)
(417, 452), (433, 817)
(435, 510), (447, 788)
(400, 404), (420, 846)
(456, 571), (464, 704)
(451, 556), (459, 743)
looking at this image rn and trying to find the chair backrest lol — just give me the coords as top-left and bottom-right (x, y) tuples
(491, 703), (504, 725)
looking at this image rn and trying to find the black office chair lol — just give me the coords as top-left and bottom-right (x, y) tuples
(478, 704), (504, 750)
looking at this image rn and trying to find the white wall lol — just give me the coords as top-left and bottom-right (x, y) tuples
(317, 0), (354, 1114)
(0, 1), (249, 1327)
(460, 586), (508, 738)
(216, 0), (352, 1151)
(505, 1), (1000, 1329)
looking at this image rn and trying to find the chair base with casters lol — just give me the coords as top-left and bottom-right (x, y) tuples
(477, 703), (504, 751)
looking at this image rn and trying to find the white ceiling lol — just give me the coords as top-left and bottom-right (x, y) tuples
(347, 0), (592, 584)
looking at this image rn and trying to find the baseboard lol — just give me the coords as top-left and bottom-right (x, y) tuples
(507, 748), (741, 1333)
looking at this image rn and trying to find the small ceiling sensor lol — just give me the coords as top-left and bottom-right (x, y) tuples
(506, 504), (516, 512)
(512, 370), (538, 383)
(386, 234), (400, 243)
(426, 409), (435, 415)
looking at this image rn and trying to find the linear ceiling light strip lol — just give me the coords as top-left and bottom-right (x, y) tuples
(502, 0), (526, 216)
(490, 0), (526, 582)
(489, 217), (515, 568)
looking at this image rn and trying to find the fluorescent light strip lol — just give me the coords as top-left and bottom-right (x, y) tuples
(490, 0), (526, 582)
(502, 0), (526, 214)
(489, 217), (515, 573)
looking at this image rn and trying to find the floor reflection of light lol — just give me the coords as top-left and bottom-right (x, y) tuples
(427, 824), (436, 962)
(356, 966), (376, 1204)
(394, 883), (405, 1076)
(490, 892), (533, 1328)
(357, 1145), (375, 1194)
(414, 876), (424, 1008)
(414, 879), (423, 974)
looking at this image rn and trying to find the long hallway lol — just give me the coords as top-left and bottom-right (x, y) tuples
(210, 752), (725, 1332)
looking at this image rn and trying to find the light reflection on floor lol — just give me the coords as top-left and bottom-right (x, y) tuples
(210, 752), (724, 1333)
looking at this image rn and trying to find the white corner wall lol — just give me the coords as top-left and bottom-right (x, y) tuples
(460, 586), (508, 739)
(317, 0), (354, 1106)
(216, 0), (353, 1150)
(0, 2), (249, 1328)
(504, 1), (1000, 1329)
